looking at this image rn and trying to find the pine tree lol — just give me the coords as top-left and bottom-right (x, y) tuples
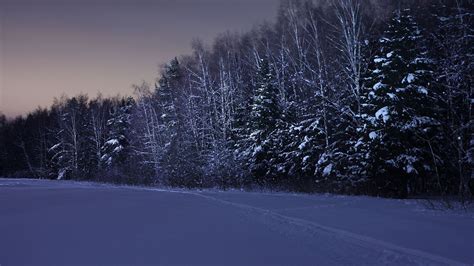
(362, 9), (440, 197)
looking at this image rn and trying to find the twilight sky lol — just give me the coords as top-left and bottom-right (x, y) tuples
(0, 0), (279, 117)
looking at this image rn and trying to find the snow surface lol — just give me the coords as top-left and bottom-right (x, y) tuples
(0, 178), (473, 265)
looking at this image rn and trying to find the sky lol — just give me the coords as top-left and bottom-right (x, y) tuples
(0, 0), (279, 117)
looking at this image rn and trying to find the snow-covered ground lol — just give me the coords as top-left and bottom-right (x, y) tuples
(0, 178), (472, 265)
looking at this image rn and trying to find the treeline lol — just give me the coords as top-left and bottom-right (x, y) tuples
(0, 0), (472, 198)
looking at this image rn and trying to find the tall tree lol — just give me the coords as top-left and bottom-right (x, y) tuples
(247, 58), (282, 184)
(49, 95), (90, 180)
(362, 9), (440, 197)
(101, 97), (134, 170)
(431, 3), (473, 199)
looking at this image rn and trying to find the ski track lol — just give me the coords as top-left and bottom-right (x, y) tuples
(185, 191), (466, 266)
(0, 178), (470, 265)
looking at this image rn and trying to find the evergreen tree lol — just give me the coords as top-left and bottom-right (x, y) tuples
(155, 58), (196, 185)
(250, 59), (281, 134)
(281, 117), (325, 191)
(157, 58), (180, 135)
(101, 97), (134, 169)
(362, 9), (440, 197)
(247, 58), (282, 184)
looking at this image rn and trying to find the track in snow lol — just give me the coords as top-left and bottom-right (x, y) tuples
(0, 178), (472, 265)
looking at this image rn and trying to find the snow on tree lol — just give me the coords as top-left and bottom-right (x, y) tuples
(250, 58), (281, 134)
(245, 58), (282, 184)
(88, 95), (111, 171)
(430, 3), (473, 199)
(2, 0), (472, 198)
(49, 96), (90, 180)
(279, 117), (325, 190)
(361, 9), (441, 197)
(101, 97), (134, 169)
(155, 58), (203, 186)
(312, 0), (371, 194)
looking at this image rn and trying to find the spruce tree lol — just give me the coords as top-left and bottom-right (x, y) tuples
(250, 58), (281, 134)
(101, 97), (134, 169)
(157, 58), (180, 135)
(155, 58), (194, 185)
(362, 9), (440, 197)
(248, 58), (281, 184)
(283, 117), (325, 191)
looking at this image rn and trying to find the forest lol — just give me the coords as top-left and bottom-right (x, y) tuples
(0, 0), (472, 199)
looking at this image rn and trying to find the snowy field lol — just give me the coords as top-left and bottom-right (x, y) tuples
(0, 178), (473, 265)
